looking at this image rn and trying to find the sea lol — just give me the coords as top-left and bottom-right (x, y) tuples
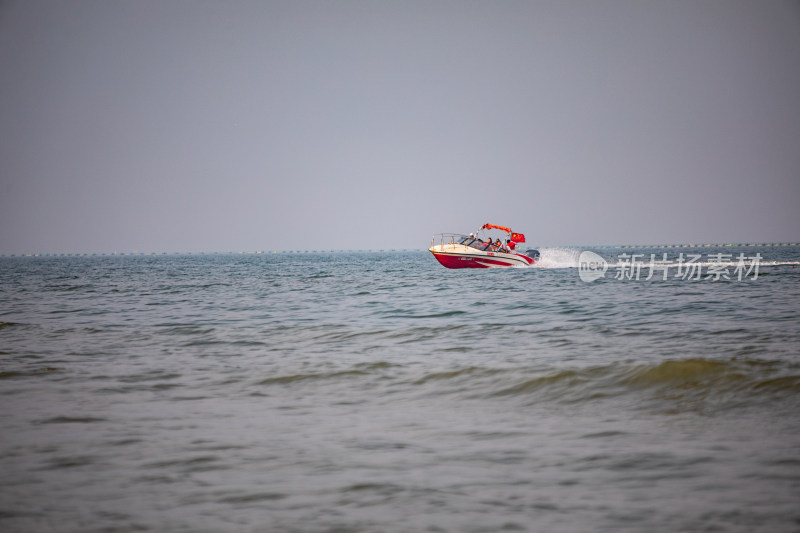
(1, 245), (799, 533)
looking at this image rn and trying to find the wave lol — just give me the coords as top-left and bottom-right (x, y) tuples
(455, 358), (800, 411)
(257, 369), (368, 385)
(252, 358), (800, 413)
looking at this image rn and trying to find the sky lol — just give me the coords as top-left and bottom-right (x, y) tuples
(1, 0), (799, 253)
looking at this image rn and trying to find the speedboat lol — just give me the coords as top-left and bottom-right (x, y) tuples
(429, 223), (540, 269)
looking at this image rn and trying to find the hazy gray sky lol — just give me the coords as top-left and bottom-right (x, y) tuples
(1, 0), (799, 253)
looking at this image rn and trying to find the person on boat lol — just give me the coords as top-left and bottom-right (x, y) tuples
(506, 239), (516, 251)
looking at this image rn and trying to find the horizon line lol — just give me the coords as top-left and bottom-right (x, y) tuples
(2, 241), (799, 258)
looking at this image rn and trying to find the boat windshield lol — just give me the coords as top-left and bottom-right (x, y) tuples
(457, 236), (504, 252)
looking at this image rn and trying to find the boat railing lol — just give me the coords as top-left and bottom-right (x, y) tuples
(431, 233), (465, 248)
(431, 233), (514, 253)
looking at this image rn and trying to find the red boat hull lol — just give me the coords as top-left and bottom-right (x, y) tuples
(430, 250), (534, 269)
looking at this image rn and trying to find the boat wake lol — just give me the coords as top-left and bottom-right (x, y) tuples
(531, 247), (799, 270)
(530, 247), (583, 269)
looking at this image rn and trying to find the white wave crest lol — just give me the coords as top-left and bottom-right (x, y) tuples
(534, 247), (583, 269)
